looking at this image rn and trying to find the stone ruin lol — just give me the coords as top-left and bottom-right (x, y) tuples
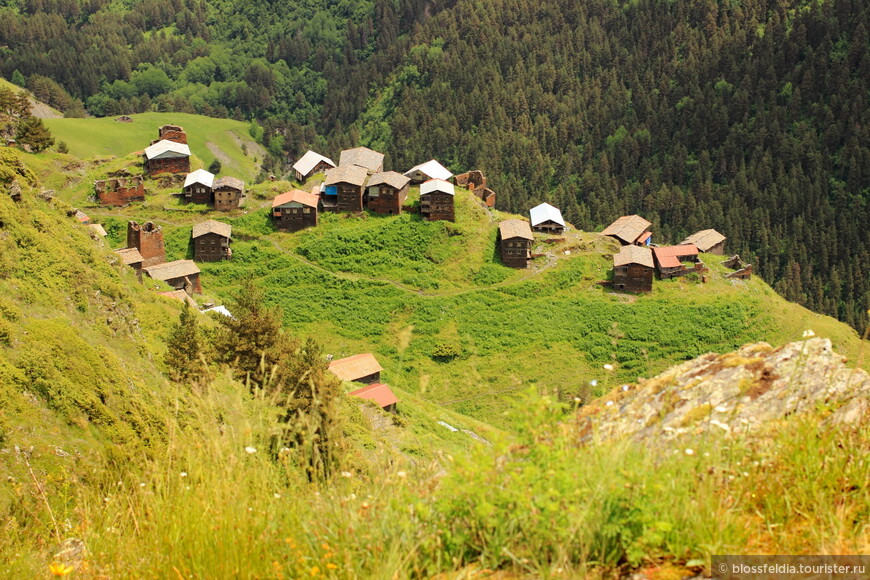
(127, 221), (165, 268)
(94, 176), (145, 206)
(455, 170), (496, 207)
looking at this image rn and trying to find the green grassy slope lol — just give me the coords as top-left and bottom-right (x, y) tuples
(43, 112), (265, 181)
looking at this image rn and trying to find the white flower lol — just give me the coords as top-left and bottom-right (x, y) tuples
(180, 471), (188, 478)
(340, 471), (353, 478)
(589, 379), (598, 387)
(605, 401), (614, 407)
(396, 471), (407, 479)
(244, 446), (257, 454)
(621, 385), (629, 391)
(573, 397), (581, 403)
(274, 493), (281, 499)
(603, 364), (614, 371)
(684, 448), (694, 456)
(139, 482), (146, 488)
(802, 329), (816, 338)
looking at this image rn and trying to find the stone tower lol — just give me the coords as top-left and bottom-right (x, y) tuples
(127, 221), (165, 268)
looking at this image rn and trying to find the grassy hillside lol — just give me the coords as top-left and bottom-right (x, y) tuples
(43, 113), (265, 181)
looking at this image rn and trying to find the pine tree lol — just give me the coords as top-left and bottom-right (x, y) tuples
(164, 302), (202, 382)
(15, 117), (54, 152)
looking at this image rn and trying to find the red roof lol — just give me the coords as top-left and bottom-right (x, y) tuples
(348, 383), (397, 408)
(273, 189), (319, 208)
(636, 231), (652, 244)
(652, 244), (699, 269)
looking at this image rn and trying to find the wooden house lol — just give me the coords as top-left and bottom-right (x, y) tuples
(419, 179), (455, 222)
(348, 383), (398, 414)
(601, 215), (652, 246)
(212, 176), (244, 211)
(498, 219), (534, 268)
(613, 245), (655, 292)
(328, 353), (383, 385)
(272, 189), (319, 231)
(529, 202), (566, 235)
(651, 244), (700, 278)
(323, 165), (368, 212)
(404, 159), (452, 184)
(681, 229), (726, 255)
(143, 260), (202, 295)
(127, 221), (165, 268)
(183, 169), (215, 204)
(192, 220), (232, 262)
(366, 171), (410, 215)
(292, 150), (335, 182)
(338, 147), (384, 174)
(144, 140), (191, 175)
(114, 247), (144, 282)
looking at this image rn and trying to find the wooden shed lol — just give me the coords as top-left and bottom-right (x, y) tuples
(143, 260), (202, 295)
(144, 140), (191, 175)
(292, 150), (336, 182)
(339, 147), (384, 174)
(272, 189), (319, 231)
(498, 219), (534, 268)
(328, 353), (383, 385)
(183, 169), (215, 204)
(212, 176), (244, 211)
(114, 247), (144, 282)
(404, 159), (452, 184)
(419, 179), (455, 222)
(348, 383), (398, 414)
(529, 202), (566, 235)
(192, 220), (232, 262)
(323, 165), (368, 213)
(681, 229), (726, 255)
(652, 244), (700, 278)
(613, 245), (654, 292)
(366, 171), (410, 215)
(601, 215), (652, 246)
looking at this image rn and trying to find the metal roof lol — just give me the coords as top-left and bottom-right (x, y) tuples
(272, 189), (319, 208)
(328, 353), (383, 382)
(192, 219), (232, 239)
(498, 219), (534, 241)
(681, 229), (726, 252)
(115, 247), (144, 265)
(338, 147), (384, 172)
(324, 164), (368, 187)
(144, 259), (200, 281)
(529, 202), (565, 227)
(348, 383), (398, 409)
(652, 245), (699, 269)
(420, 179), (455, 196)
(404, 159), (452, 181)
(144, 139), (191, 160)
(367, 171), (410, 190)
(613, 245), (654, 268)
(292, 150), (335, 176)
(214, 176), (244, 191)
(183, 169), (214, 189)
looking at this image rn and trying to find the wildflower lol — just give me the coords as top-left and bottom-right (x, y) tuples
(49, 562), (74, 577)
(244, 446), (257, 454)
(180, 471), (188, 478)
(603, 364), (614, 371)
(360, 501), (370, 510)
(622, 384), (629, 391)
(310, 566), (320, 576)
(802, 329), (816, 338)
(139, 482), (146, 488)
(103, 496), (110, 503)
(396, 471), (407, 479)
(685, 448), (695, 456)
(274, 493), (281, 499)
(589, 379), (598, 387)
(573, 397), (582, 403)
(326, 563), (338, 570)
(340, 471), (353, 478)
(605, 400), (614, 406)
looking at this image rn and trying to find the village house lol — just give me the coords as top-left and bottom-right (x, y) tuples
(601, 215), (652, 246)
(323, 165), (368, 212)
(144, 140), (191, 175)
(155, 124), (187, 144)
(114, 247), (144, 282)
(328, 353), (383, 385)
(94, 176), (145, 206)
(292, 150), (336, 182)
(652, 244), (700, 278)
(144, 260), (202, 295)
(348, 383), (398, 414)
(89, 223), (108, 238)
(404, 159), (452, 184)
(182, 169), (215, 204)
(339, 146), (384, 174)
(74, 210), (90, 224)
(272, 189), (319, 231)
(212, 176), (245, 211)
(419, 179), (455, 222)
(529, 202), (566, 235)
(192, 220), (232, 262)
(682, 229), (727, 255)
(498, 219), (534, 268)
(127, 221), (165, 268)
(612, 245), (655, 292)
(366, 171), (410, 215)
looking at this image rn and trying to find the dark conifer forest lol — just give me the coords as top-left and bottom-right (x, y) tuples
(1, 0), (867, 330)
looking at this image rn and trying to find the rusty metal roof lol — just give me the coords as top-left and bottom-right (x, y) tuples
(328, 353), (383, 382)
(601, 215), (652, 245)
(681, 229), (726, 252)
(339, 147), (384, 172)
(652, 245), (699, 269)
(348, 383), (398, 408)
(324, 164), (368, 187)
(273, 189), (319, 208)
(367, 171), (410, 190)
(498, 219), (534, 241)
(192, 220), (232, 239)
(613, 245), (654, 268)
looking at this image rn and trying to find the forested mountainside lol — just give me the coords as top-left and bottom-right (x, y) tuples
(0, 0), (867, 330)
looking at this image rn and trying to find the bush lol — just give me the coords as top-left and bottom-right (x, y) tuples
(432, 340), (461, 362)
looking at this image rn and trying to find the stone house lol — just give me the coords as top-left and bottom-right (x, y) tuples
(144, 140), (190, 175)
(498, 219), (534, 268)
(419, 179), (455, 222)
(323, 165), (368, 212)
(192, 220), (232, 262)
(212, 176), (244, 211)
(612, 245), (655, 292)
(183, 169), (215, 204)
(156, 124), (187, 144)
(529, 202), (566, 235)
(365, 171), (410, 215)
(94, 176), (145, 206)
(272, 189), (319, 231)
(292, 150), (335, 182)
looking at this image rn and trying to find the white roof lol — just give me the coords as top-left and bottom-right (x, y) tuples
(405, 159), (452, 181)
(183, 169), (215, 189)
(144, 140), (191, 160)
(420, 179), (455, 196)
(202, 305), (232, 317)
(529, 203), (565, 227)
(292, 150), (335, 176)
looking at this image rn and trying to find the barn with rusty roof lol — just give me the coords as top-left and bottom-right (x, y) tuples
(348, 383), (398, 413)
(272, 189), (319, 231)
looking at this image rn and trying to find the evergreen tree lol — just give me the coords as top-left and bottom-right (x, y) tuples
(164, 302), (202, 382)
(15, 117), (54, 152)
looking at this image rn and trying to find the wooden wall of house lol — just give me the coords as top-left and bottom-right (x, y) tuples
(420, 193), (454, 221)
(185, 184), (212, 205)
(532, 221), (564, 235)
(500, 237), (531, 268)
(367, 184), (407, 215)
(707, 241), (726, 255)
(274, 206), (317, 231)
(613, 264), (653, 292)
(336, 183), (364, 212)
(297, 160), (334, 182)
(214, 187), (242, 211)
(194, 233), (231, 262)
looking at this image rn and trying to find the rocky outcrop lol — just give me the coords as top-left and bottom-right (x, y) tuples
(575, 338), (870, 443)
